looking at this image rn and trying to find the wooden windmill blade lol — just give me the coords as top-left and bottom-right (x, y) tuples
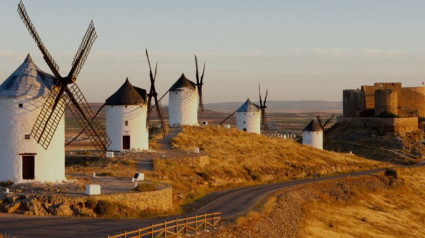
(219, 110), (237, 125)
(262, 89), (268, 127)
(18, 1), (61, 78)
(65, 84), (111, 151)
(18, 1), (68, 148)
(316, 115), (324, 130)
(30, 87), (68, 149)
(258, 84), (263, 107)
(194, 55), (205, 111)
(18, 1), (110, 151)
(145, 49), (166, 136)
(69, 20), (97, 80)
(323, 114), (335, 129)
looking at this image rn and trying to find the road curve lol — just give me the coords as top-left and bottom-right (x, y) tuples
(0, 168), (385, 238)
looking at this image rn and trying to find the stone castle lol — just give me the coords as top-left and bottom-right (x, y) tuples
(340, 82), (425, 132)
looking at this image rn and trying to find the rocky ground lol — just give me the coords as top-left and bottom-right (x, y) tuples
(325, 123), (425, 165)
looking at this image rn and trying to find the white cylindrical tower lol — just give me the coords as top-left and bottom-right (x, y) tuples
(302, 120), (323, 150)
(168, 74), (198, 126)
(105, 78), (148, 151)
(0, 54), (65, 183)
(236, 98), (261, 134)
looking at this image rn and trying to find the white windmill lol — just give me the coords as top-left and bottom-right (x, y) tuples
(168, 56), (205, 127)
(105, 78), (148, 151)
(219, 86), (268, 134)
(0, 1), (110, 183)
(0, 55), (66, 183)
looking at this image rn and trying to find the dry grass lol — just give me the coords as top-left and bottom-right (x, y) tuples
(147, 126), (384, 205)
(299, 167), (425, 238)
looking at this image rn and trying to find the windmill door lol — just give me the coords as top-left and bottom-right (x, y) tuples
(22, 156), (35, 180)
(123, 136), (130, 150)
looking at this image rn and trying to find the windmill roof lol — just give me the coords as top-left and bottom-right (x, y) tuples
(303, 120), (323, 132)
(169, 73), (196, 91)
(0, 54), (56, 100)
(236, 98), (260, 112)
(105, 78), (147, 105)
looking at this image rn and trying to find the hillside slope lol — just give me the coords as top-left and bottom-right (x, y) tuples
(148, 126), (384, 206)
(325, 123), (425, 165)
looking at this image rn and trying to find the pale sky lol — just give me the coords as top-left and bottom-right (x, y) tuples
(1, 0), (425, 103)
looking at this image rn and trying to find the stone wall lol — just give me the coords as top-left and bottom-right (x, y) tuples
(343, 89), (361, 117)
(96, 185), (172, 211)
(337, 117), (418, 133)
(0, 184), (173, 216)
(374, 89), (398, 116)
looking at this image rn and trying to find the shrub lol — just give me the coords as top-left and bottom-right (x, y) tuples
(196, 171), (212, 181)
(85, 198), (97, 209)
(384, 168), (398, 179)
(94, 200), (117, 216)
(0, 180), (14, 187)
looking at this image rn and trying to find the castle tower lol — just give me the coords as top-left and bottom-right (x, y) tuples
(236, 98), (261, 134)
(374, 89), (398, 116)
(302, 120), (323, 150)
(105, 78), (148, 151)
(0, 55), (65, 183)
(168, 74), (198, 126)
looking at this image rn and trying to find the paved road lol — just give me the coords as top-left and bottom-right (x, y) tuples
(0, 168), (385, 238)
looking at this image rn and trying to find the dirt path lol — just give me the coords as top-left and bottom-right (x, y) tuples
(0, 168), (386, 238)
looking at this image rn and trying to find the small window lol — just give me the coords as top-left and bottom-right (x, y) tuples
(125, 121), (128, 126)
(25, 134), (30, 140)
(243, 128), (247, 131)
(244, 121), (246, 124)
(18, 104), (23, 108)
(125, 105), (128, 108)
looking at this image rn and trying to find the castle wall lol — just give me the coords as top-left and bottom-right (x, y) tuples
(361, 83), (402, 114)
(398, 87), (425, 117)
(343, 89), (361, 117)
(337, 117), (418, 133)
(374, 89), (398, 116)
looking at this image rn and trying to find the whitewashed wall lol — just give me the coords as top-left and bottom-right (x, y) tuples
(236, 111), (261, 134)
(0, 98), (65, 183)
(302, 131), (323, 150)
(106, 105), (148, 151)
(168, 88), (198, 126)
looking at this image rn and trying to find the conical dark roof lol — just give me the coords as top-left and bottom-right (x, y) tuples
(303, 120), (323, 132)
(236, 98), (260, 112)
(105, 78), (146, 105)
(169, 73), (196, 91)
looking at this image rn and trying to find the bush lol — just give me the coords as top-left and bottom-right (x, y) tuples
(0, 180), (14, 187)
(196, 171), (212, 181)
(384, 168), (398, 179)
(85, 198), (97, 209)
(94, 200), (117, 216)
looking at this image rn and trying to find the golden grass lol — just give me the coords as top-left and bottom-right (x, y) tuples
(148, 126), (384, 205)
(299, 167), (425, 238)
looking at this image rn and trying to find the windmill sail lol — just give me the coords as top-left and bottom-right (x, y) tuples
(31, 86), (67, 149)
(18, 1), (111, 151)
